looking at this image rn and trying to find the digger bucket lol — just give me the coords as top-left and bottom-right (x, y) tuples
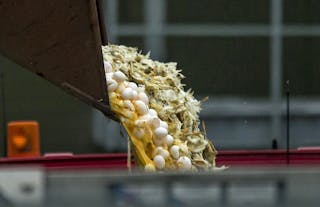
(0, 0), (117, 120)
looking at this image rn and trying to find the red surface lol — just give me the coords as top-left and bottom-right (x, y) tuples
(0, 149), (320, 170)
(0, 153), (131, 170)
(216, 149), (320, 166)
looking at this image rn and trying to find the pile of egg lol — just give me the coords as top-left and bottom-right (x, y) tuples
(104, 61), (192, 171)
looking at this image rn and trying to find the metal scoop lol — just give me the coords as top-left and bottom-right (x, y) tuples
(0, 0), (117, 120)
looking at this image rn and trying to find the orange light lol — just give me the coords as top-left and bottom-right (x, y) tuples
(12, 135), (28, 150)
(7, 121), (40, 158)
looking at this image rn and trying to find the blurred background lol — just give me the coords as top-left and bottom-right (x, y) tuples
(1, 0), (320, 154)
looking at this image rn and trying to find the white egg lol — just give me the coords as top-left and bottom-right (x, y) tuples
(144, 163), (156, 172)
(160, 121), (168, 129)
(133, 127), (145, 139)
(137, 86), (145, 92)
(170, 145), (180, 159)
(154, 127), (168, 138)
(154, 147), (170, 159)
(121, 88), (134, 100)
(153, 155), (165, 169)
(148, 117), (160, 128)
(135, 120), (146, 127)
(131, 90), (138, 99)
(153, 147), (162, 155)
(127, 82), (138, 91)
(116, 83), (126, 93)
(138, 92), (149, 104)
(154, 138), (163, 146)
(160, 151), (170, 159)
(140, 114), (151, 121)
(105, 72), (113, 81)
(107, 79), (118, 92)
(134, 100), (148, 115)
(165, 135), (174, 146)
(134, 115), (150, 127)
(177, 156), (192, 170)
(124, 100), (135, 111)
(103, 61), (112, 73)
(149, 109), (158, 117)
(109, 92), (117, 99)
(113, 71), (126, 82)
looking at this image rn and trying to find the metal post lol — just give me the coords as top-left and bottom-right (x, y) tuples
(286, 81), (290, 165)
(105, 0), (119, 43)
(270, 0), (283, 146)
(144, 0), (166, 60)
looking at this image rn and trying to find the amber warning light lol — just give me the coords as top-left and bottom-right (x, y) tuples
(7, 121), (40, 158)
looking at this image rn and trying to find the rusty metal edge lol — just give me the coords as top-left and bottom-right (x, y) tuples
(96, 0), (108, 45)
(86, 0), (118, 121)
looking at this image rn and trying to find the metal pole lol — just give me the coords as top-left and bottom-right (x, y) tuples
(105, 0), (119, 43)
(270, 0), (283, 146)
(144, 0), (166, 60)
(286, 81), (290, 165)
